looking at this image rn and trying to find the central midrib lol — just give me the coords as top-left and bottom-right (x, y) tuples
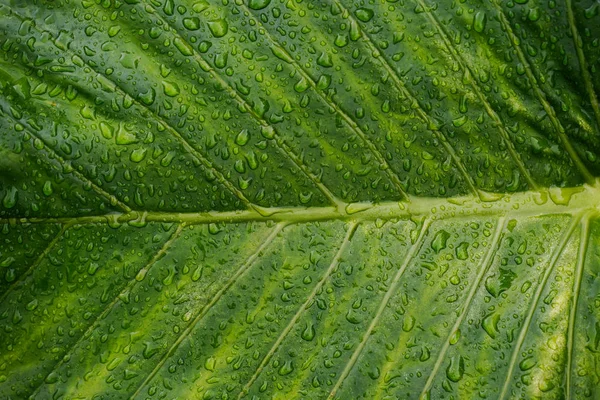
(3, 183), (600, 226)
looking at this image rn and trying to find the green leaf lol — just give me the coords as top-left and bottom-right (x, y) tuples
(1, 0), (600, 399)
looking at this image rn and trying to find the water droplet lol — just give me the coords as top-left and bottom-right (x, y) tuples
(116, 127), (138, 146)
(301, 322), (315, 341)
(335, 34), (349, 47)
(355, 8), (374, 22)
(271, 46), (293, 63)
(248, 0), (271, 10)
(452, 115), (468, 127)
(431, 230), (450, 253)
(235, 129), (250, 146)
(294, 78), (310, 93)
(162, 81), (180, 97)
(345, 310), (361, 324)
(208, 223), (221, 234)
(205, 357), (216, 371)
(519, 356), (536, 371)
(208, 20), (228, 38)
(183, 17), (200, 31)
(446, 356), (464, 382)
(139, 87), (156, 106)
(299, 192), (313, 204)
(42, 181), (53, 196)
(482, 313), (499, 339)
(44, 372), (59, 384)
(548, 186), (584, 206)
(317, 52), (333, 67)
(260, 126), (275, 139)
(143, 342), (160, 359)
(99, 121), (114, 139)
(473, 11), (487, 33)
(455, 242), (469, 260)
(130, 148), (147, 163)
(173, 37), (194, 56)
(2, 187), (17, 209)
(485, 268), (516, 297)
(278, 360), (294, 376)
(399, 313), (414, 332)
(193, 0), (209, 12)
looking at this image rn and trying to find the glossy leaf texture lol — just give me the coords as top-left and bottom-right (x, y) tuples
(1, 0), (600, 398)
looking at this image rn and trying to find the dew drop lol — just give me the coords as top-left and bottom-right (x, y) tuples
(473, 11), (487, 33)
(355, 8), (374, 22)
(235, 129), (250, 146)
(248, 0), (271, 10)
(208, 20), (228, 38)
(446, 356), (464, 382)
(42, 181), (53, 196)
(162, 81), (180, 97)
(431, 230), (449, 253)
(301, 322), (315, 341)
(183, 17), (200, 31)
(2, 187), (17, 209)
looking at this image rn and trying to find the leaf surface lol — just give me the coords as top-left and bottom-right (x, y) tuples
(1, 0), (600, 399)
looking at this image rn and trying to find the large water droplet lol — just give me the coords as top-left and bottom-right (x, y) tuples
(355, 8), (374, 22)
(208, 20), (228, 38)
(248, 0), (271, 10)
(431, 230), (450, 253)
(301, 322), (315, 341)
(446, 356), (464, 382)
(2, 186), (18, 209)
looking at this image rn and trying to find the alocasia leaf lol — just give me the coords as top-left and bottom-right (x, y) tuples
(1, 0), (599, 398)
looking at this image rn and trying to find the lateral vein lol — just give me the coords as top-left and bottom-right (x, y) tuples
(138, 0), (342, 209)
(27, 224), (185, 399)
(327, 218), (431, 399)
(494, 5), (595, 184)
(333, 0), (480, 197)
(130, 223), (285, 399)
(238, 2), (410, 201)
(498, 215), (581, 400)
(414, 0), (538, 191)
(238, 222), (359, 398)
(565, 214), (591, 399)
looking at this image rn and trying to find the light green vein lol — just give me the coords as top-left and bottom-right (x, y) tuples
(414, 0), (538, 191)
(498, 214), (581, 400)
(419, 216), (506, 399)
(565, 214), (591, 399)
(131, 222), (285, 399)
(27, 224), (184, 399)
(565, 0), (600, 131)
(2, 181), (600, 226)
(493, 3), (595, 185)
(238, 221), (358, 398)
(238, 1), (410, 202)
(327, 218), (431, 399)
